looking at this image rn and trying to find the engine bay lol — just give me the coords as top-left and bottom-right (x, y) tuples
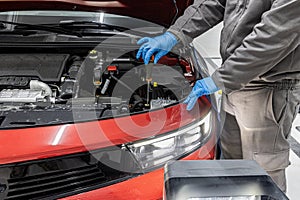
(0, 46), (196, 128)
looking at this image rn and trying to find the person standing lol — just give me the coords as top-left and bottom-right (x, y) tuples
(136, 0), (300, 192)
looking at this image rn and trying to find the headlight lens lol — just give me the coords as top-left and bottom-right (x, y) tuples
(126, 111), (212, 171)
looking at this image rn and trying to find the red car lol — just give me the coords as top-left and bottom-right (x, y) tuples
(0, 1), (218, 199)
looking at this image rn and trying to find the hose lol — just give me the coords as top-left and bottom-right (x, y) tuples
(30, 80), (52, 97)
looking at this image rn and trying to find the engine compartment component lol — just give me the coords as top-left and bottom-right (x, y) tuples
(0, 48), (195, 128)
(0, 89), (47, 103)
(0, 76), (30, 88)
(0, 54), (69, 82)
(0, 80), (53, 103)
(150, 99), (177, 110)
(30, 80), (52, 97)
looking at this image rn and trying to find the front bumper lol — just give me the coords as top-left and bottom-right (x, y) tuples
(60, 134), (216, 200)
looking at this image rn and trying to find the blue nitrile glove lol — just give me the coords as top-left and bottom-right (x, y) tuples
(136, 32), (178, 64)
(184, 77), (219, 111)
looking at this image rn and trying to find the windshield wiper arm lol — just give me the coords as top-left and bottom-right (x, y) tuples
(0, 20), (82, 37)
(43, 20), (151, 37)
(57, 20), (129, 32)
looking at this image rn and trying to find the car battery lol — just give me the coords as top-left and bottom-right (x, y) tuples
(164, 160), (289, 200)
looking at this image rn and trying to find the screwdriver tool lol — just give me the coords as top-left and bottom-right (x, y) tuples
(145, 55), (154, 106)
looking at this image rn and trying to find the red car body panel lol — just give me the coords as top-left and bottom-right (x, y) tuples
(0, 3), (217, 199)
(0, 98), (211, 165)
(0, 0), (193, 26)
(59, 135), (216, 200)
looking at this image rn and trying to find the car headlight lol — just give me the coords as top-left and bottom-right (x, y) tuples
(126, 111), (212, 171)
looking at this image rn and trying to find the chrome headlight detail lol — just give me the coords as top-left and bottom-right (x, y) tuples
(126, 111), (212, 171)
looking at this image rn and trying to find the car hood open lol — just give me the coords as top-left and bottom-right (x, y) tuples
(0, 0), (193, 27)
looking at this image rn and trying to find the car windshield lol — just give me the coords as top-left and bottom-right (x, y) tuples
(0, 10), (164, 42)
(0, 10), (161, 28)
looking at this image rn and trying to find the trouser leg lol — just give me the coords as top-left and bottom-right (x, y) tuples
(220, 112), (242, 159)
(221, 87), (300, 192)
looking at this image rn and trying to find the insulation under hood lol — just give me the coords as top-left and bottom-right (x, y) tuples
(0, 0), (193, 27)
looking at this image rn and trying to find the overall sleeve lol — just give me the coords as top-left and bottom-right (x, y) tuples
(212, 0), (300, 93)
(168, 0), (226, 44)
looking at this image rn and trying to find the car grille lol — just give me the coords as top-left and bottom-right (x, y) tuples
(7, 165), (107, 200)
(0, 147), (137, 200)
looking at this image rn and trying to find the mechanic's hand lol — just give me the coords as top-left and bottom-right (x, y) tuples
(136, 32), (178, 64)
(184, 77), (219, 111)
